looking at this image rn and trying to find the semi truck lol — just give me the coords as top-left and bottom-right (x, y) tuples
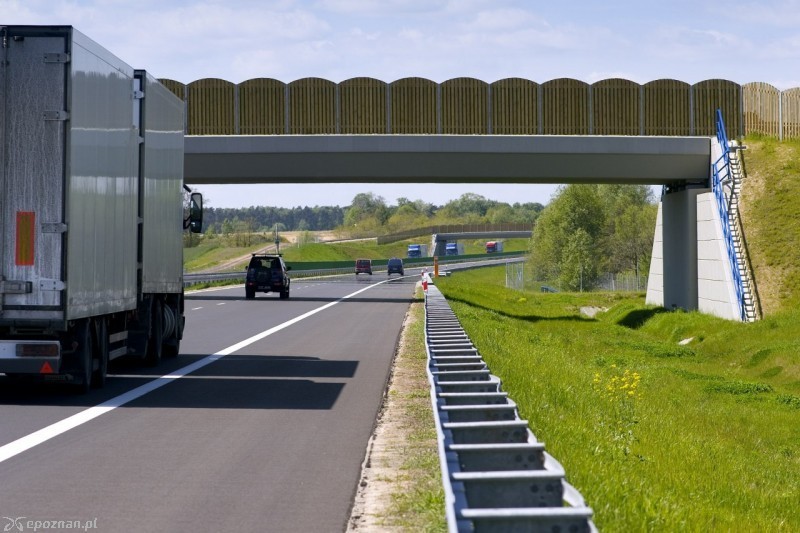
(0, 26), (202, 392)
(445, 242), (465, 256)
(407, 244), (428, 258)
(486, 241), (504, 253)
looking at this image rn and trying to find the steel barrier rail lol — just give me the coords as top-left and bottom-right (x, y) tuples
(424, 283), (596, 532)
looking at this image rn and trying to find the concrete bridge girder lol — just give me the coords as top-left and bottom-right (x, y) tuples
(184, 135), (711, 185)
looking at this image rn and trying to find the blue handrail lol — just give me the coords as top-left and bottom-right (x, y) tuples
(711, 109), (746, 321)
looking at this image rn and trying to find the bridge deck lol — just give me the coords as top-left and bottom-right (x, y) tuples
(184, 135), (711, 185)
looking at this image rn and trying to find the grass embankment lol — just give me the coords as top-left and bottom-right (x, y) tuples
(740, 135), (800, 314)
(434, 267), (800, 531)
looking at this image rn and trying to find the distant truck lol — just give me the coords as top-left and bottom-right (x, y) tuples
(407, 244), (428, 258)
(0, 26), (203, 392)
(445, 243), (465, 256)
(486, 241), (504, 253)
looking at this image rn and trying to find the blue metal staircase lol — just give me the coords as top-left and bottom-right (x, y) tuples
(712, 110), (759, 321)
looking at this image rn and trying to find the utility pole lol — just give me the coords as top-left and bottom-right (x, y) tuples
(274, 224), (280, 254)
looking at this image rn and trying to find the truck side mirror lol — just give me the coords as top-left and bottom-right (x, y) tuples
(187, 192), (203, 233)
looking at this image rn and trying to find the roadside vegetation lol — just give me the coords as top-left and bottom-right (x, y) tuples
(434, 266), (800, 531)
(739, 135), (800, 314)
(349, 292), (446, 532)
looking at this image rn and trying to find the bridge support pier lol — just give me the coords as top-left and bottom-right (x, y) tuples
(647, 187), (708, 311)
(646, 185), (743, 320)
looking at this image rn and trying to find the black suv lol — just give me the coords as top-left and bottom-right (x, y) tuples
(245, 254), (291, 299)
(387, 257), (404, 276)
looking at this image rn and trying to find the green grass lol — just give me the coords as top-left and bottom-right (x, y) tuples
(184, 235), (276, 271)
(361, 293), (445, 532)
(740, 135), (800, 314)
(434, 266), (800, 531)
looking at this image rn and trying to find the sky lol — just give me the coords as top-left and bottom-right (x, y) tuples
(4, 0), (799, 209)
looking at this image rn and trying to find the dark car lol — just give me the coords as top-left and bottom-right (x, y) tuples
(355, 258), (372, 275)
(245, 254), (291, 299)
(387, 257), (404, 276)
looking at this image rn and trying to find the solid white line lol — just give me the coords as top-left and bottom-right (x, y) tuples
(0, 279), (391, 464)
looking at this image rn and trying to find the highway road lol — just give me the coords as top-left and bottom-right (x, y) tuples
(0, 274), (418, 532)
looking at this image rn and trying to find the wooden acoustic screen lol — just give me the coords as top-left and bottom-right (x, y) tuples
(239, 78), (286, 134)
(491, 78), (539, 135)
(441, 77), (488, 134)
(541, 78), (589, 135)
(289, 78), (336, 134)
(390, 77), (437, 134)
(339, 77), (387, 134)
(187, 78), (235, 135)
(592, 78), (641, 135)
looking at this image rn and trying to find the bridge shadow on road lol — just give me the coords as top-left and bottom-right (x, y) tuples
(0, 353), (356, 410)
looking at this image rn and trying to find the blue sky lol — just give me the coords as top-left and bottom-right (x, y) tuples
(4, 0), (798, 208)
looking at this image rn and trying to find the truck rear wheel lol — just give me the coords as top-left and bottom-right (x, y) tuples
(71, 319), (92, 394)
(91, 317), (109, 388)
(144, 300), (163, 367)
(162, 302), (180, 358)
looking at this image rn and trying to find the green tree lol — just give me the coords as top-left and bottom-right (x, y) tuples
(530, 185), (605, 289)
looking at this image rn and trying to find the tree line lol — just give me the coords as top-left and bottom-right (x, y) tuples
(199, 193), (545, 237)
(194, 187), (657, 293)
(529, 184), (657, 291)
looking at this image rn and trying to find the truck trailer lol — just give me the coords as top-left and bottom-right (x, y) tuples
(0, 26), (202, 392)
(445, 242), (465, 256)
(486, 241), (504, 253)
(407, 244), (428, 258)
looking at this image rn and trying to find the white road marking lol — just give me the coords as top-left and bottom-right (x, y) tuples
(191, 307), (203, 310)
(217, 303), (226, 306)
(0, 279), (391, 464)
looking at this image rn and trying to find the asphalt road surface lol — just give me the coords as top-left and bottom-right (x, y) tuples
(0, 274), (418, 533)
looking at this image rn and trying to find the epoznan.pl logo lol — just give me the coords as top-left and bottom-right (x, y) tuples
(4, 518), (98, 532)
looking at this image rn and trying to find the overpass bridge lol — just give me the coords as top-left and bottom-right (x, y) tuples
(183, 131), (750, 321)
(184, 135), (709, 185)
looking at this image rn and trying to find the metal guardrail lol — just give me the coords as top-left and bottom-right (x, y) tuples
(712, 109), (746, 321)
(424, 283), (596, 532)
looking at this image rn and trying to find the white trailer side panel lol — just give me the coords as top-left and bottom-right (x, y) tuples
(138, 71), (184, 294)
(65, 28), (138, 320)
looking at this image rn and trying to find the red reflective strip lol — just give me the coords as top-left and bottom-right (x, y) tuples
(15, 212), (36, 266)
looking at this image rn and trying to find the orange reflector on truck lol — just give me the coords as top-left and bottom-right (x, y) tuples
(17, 343), (60, 357)
(16, 211), (35, 266)
(40, 362), (54, 374)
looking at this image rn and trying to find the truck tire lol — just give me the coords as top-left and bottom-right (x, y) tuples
(144, 300), (163, 367)
(280, 287), (290, 300)
(162, 302), (180, 358)
(71, 319), (92, 394)
(91, 317), (109, 388)
(245, 288), (255, 299)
